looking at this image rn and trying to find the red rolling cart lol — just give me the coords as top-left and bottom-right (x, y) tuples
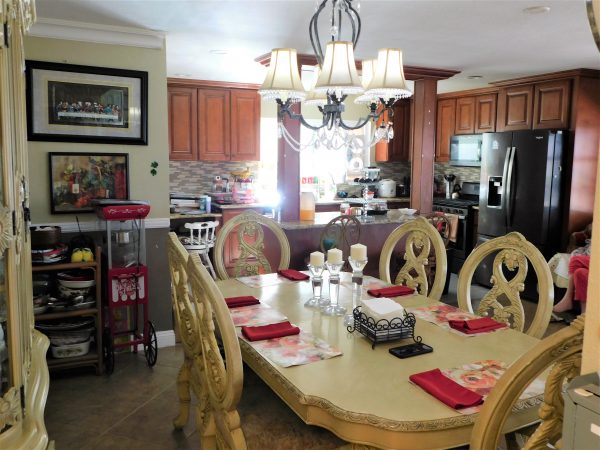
(95, 201), (157, 374)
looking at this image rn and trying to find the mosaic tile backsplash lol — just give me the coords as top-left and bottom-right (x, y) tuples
(170, 160), (261, 195)
(375, 161), (412, 182)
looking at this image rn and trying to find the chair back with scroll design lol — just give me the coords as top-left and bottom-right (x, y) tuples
(319, 214), (361, 269)
(471, 315), (585, 450)
(214, 210), (291, 280)
(379, 216), (447, 300)
(168, 232), (247, 449)
(457, 232), (553, 338)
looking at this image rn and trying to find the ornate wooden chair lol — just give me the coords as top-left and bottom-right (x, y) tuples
(213, 210), (291, 280)
(425, 213), (453, 294)
(167, 233), (345, 450)
(457, 232), (553, 338)
(470, 315), (585, 450)
(379, 216), (447, 300)
(319, 214), (361, 270)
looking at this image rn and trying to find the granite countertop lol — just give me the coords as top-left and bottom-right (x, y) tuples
(316, 196), (410, 205)
(170, 212), (222, 220)
(278, 211), (417, 230)
(211, 202), (277, 210)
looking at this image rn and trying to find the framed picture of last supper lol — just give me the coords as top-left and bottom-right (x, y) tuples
(26, 60), (148, 144)
(49, 152), (129, 214)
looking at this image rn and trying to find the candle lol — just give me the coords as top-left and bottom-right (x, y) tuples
(350, 244), (367, 261)
(327, 248), (343, 265)
(309, 251), (325, 267)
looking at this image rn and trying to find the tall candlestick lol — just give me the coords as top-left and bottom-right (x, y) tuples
(350, 244), (367, 261)
(309, 251), (325, 267)
(327, 248), (343, 265)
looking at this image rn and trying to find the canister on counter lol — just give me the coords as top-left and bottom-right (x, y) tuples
(340, 202), (350, 215)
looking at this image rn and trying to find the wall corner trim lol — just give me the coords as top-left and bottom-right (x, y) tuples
(29, 18), (165, 49)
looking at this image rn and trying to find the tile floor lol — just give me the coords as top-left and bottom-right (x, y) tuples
(45, 274), (569, 449)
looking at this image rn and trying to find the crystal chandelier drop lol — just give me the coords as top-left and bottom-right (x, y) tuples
(259, 0), (412, 152)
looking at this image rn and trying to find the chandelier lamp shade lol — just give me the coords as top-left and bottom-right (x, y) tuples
(258, 0), (413, 139)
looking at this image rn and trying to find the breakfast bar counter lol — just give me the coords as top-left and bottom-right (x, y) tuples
(277, 211), (416, 230)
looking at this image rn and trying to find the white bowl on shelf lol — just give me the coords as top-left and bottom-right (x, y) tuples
(50, 338), (91, 359)
(57, 279), (95, 289)
(398, 208), (417, 215)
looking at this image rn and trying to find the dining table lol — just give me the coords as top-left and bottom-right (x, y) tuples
(216, 272), (543, 450)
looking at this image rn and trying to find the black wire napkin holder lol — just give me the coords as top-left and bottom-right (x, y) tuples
(347, 306), (422, 349)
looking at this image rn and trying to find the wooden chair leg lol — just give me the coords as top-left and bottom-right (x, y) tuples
(173, 360), (191, 429)
(202, 252), (217, 280)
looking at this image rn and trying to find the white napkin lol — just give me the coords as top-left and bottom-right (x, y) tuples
(361, 297), (405, 322)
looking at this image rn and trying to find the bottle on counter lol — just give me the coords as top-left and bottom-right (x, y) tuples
(300, 191), (316, 221)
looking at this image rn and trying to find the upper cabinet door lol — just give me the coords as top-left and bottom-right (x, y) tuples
(474, 94), (497, 133)
(389, 99), (412, 161)
(168, 87), (198, 160)
(436, 98), (456, 162)
(198, 89), (231, 161)
(496, 85), (534, 131)
(454, 96), (475, 134)
(533, 79), (571, 130)
(230, 90), (260, 161)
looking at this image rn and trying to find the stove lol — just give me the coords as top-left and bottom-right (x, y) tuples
(432, 182), (480, 273)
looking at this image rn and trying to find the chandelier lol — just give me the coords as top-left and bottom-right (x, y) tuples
(259, 0), (412, 151)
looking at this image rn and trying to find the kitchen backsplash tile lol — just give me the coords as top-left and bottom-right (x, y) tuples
(170, 160), (261, 195)
(375, 161), (411, 181)
(434, 162), (480, 185)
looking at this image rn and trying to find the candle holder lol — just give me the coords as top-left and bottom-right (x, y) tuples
(322, 261), (345, 316)
(305, 264), (325, 307)
(344, 257), (368, 326)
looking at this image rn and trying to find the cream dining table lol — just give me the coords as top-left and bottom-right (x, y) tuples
(216, 272), (543, 450)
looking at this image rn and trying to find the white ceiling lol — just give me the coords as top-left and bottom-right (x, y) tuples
(33, 0), (600, 93)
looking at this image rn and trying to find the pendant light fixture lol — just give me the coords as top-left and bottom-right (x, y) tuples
(259, 0), (412, 150)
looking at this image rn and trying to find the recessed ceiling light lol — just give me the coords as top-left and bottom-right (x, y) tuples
(209, 49), (229, 55)
(467, 75), (483, 80)
(523, 5), (551, 14)
(174, 73), (192, 77)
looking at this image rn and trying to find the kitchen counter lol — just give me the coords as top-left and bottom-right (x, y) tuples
(211, 202), (277, 210)
(170, 212), (222, 220)
(315, 196), (410, 205)
(277, 211), (417, 230)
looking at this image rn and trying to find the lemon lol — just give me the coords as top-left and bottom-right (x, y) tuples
(82, 248), (94, 262)
(71, 248), (83, 263)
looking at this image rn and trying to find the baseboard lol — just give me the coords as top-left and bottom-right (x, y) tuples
(135, 329), (176, 351)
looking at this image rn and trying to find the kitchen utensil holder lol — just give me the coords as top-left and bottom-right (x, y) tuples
(347, 306), (421, 349)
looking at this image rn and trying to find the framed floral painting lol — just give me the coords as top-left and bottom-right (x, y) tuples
(26, 60), (148, 144)
(49, 152), (129, 214)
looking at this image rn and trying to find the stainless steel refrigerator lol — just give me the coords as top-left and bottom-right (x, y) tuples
(475, 130), (566, 286)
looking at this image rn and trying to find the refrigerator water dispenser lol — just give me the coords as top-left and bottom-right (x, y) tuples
(487, 176), (503, 207)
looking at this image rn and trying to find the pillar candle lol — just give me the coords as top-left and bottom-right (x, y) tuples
(309, 251), (325, 267)
(327, 248), (343, 265)
(350, 244), (367, 261)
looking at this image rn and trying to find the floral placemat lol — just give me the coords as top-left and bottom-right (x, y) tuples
(236, 273), (296, 288)
(407, 304), (504, 336)
(241, 331), (343, 368)
(440, 360), (545, 414)
(230, 304), (288, 328)
(341, 275), (389, 296)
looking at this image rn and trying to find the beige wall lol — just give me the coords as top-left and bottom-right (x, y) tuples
(24, 36), (170, 222)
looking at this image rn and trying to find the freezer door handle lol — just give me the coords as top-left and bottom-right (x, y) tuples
(501, 146), (512, 226)
(506, 146), (516, 227)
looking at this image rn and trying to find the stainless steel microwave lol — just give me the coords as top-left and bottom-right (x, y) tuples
(449, 134), (482, 167)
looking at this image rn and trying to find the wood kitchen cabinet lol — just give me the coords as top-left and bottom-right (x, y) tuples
(198, 88), (231, 161)
(533, 79), (571, 130)
(474, 94), (497, 133)
(168, 80), (261, 161)
(435, 98), (456, 162)
(454, 97), (475, 134)
(496, 85), (534, 131)
(168, 87), (198, 160)
(375, 99), (411, 162)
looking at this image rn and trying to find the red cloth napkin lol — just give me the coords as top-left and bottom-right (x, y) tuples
(224, 296), (260, 308)
(448, 317), (507, 334)
(241, 321), (300, 341)
(409, 368), (484, 409)
(367, 285), (415, 297)
(277, 269), (309, 281)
